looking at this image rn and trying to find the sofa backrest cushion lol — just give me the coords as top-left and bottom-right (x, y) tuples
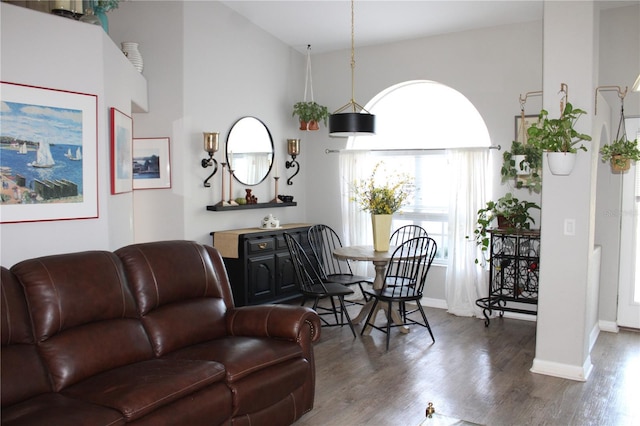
(11, 251), (154, 391)
(116, 241), (233, 357)
(1, 267), (52, 406)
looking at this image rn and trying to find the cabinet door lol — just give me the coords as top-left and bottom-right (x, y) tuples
(247, 254), (276, 304)
(276, 251), (299, 296)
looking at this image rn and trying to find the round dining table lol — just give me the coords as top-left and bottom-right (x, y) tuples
(333, 245), (409, 334)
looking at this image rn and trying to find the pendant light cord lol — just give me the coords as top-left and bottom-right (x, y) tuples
(303, 45), (315, 102)
(349, 0), (356, 109)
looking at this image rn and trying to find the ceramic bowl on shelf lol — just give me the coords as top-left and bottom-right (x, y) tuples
(277, 195), (294, 203)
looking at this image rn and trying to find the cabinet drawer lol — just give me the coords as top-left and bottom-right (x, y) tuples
(247, 237), (275, 255)
(276, 232), (301, 250)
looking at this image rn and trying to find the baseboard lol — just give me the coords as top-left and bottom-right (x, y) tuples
(421, 297), (448, 310)
(530, 356), (593, 381)
(598, 320), (619, 333)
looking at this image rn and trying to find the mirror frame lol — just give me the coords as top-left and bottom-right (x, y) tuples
(226, 116), (274, 186)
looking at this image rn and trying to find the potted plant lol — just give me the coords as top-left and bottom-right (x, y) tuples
(600, 137), (640, 172)
(292, 101), (329, 131)
(501, 140), (543, 193)
(468, 193), (540, 264)
(526, 102), (592, 175)
(352, 162), (413, 251)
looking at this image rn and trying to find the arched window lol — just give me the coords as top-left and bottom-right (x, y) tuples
(341, 80), (491, 262)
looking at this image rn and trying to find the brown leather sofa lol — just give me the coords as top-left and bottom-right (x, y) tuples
(1, 240), (321, 425)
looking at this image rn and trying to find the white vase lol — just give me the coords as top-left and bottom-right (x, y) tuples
(371, 214), (392, 252)
(121, 42), (144, 73)
(546, 152), (576, 176)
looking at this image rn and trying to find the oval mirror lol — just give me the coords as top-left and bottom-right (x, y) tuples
(226, 117), (274, 186)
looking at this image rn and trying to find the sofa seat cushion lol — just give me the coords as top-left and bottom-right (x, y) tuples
(1, 392), (125, 426)
(62, 358), (226, 422)
(164, 336), (303, 383)
(230, 357), (310, 417)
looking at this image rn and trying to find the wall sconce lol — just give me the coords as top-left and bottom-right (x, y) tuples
(202, 132), (219, 187)
(285, 138), (300, 185)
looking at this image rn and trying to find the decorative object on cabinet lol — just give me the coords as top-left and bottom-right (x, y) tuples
(226, 116), (274, 186)
(328, 0), (375, 137)
(132, 137), (171, 189)
(201, 132), (219, 187)
(475, 229), (540, 326)
(121, 42), (144, 73)
(526, 84), (591, 176)
(110, 107), (133, 194)
(468, 193), (540, 265)
(596, 85), (639, 173)
(261, 214), (280, 229)
(0, 81), (98, 223)
(285, 138), (300, 186)
(292, 45), (329, 130)
(211, 224), (313, 306)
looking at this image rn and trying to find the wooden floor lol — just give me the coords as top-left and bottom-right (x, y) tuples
(295, 303), (640, 426)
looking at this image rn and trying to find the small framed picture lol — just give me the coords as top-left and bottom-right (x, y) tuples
(133, 137), (171, 190)
(514, 114), (539, 144)
(110, 107), (133, 194)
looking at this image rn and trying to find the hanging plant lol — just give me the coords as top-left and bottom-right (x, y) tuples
(292, 101), (329, 130)
(600, 102), (640, 173)
(292, 45), (329, 131)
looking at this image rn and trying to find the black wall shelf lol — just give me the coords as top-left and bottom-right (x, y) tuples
(207, 202), (297, 211)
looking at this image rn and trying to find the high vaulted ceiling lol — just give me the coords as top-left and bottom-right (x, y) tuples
(220, 0), (635, 54)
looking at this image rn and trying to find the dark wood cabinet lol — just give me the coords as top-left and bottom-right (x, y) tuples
(212, 224), (312, 306)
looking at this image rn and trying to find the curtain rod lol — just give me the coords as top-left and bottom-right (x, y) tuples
(324, 145), (501, 154)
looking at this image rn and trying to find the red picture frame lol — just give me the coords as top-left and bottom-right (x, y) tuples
(110, 107), (133, 194)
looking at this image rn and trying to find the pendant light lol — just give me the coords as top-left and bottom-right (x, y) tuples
(328, 0), (375, 137)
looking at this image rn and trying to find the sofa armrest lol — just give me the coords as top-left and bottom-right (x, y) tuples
(226, 305), (321, 344)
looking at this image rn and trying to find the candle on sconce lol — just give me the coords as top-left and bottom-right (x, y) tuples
(203, 132), (219, 153)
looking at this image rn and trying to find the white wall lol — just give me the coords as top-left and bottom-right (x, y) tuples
(0, 3), (146, 267)
(108, 1), (307, 247)
(305, 20), (544, 300)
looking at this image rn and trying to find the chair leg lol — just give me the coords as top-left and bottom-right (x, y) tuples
(385, 301), (393, 351)
(338, 296), (356, 338)
(329, 296), (340, 326)
(361, 298), (379, 336)
(417, 303), (435, 343)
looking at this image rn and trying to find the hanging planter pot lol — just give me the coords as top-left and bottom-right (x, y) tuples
(600, 103), (640, 174)
(610, 155), (631, 172)
(546, 152), (576, 176)
(513, 154), (531, 175)
(297, 117), (321, 131)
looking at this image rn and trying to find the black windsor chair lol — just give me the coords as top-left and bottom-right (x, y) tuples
(307, 224), (373, 303)
(283, 232), (356, 337)
(362, 236), (437, 350)
(389, 224), (429, 247)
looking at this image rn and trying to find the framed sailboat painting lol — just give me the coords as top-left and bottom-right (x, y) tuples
(0, 81), (98, 223)
(110, 107), (133, 194)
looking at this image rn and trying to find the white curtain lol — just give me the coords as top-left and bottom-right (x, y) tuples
(445, 149), (489, 317)
(339, 151), (374, 277)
